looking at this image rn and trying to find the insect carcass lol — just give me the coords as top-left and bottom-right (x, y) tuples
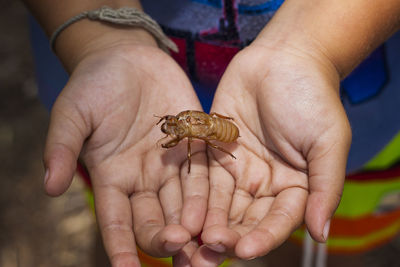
(156, 110), (239, 173)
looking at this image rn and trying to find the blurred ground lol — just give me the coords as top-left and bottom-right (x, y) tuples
(0, 2), (101, 267)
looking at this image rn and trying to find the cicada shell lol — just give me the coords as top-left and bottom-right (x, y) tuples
(156, 110), (239, 173)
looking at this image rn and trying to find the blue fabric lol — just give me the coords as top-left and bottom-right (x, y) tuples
(342, 32), (400, 171)
(192, 0), (284, 15)
(341, 45), (388, 104)
(29, 16), (68, 111)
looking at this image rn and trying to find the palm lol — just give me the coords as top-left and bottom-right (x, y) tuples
(196, 45), (351, 263)
(45, 45), (208, 265)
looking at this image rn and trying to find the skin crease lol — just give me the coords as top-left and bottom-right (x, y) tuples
(23, 0), (400, 266)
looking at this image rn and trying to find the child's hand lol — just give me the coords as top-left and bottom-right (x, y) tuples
(43, 43), (209, 266)
(192, 41), (351, 265)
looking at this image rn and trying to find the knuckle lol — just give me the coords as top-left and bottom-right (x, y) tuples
(102, 220), (132, 234)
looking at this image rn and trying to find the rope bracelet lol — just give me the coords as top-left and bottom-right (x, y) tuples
(49, 5), (178, 54)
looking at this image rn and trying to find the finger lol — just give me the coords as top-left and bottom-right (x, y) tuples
(201, 225), (240, 255)
(201, 158), (240, 253)
(305, 127), (351, 242)
(230, 196), (274, 237)
(180, 147), (209, 235)
(235, 187), (307, 259)
(228, 187), (254, 225)
(227, 151), (272, 225)
(94, 184), (141, 267)
(159, 176), (183, 225)
(43, 97), (90, 196)
(202, 190), (254, 256)
(173, 239), (199, 267)
(190, 245), (227, 267)
(204, 158), (235, 228)
(131, 190), (191, 257)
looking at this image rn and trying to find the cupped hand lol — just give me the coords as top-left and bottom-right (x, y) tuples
(192, 43), (351, 265)
(43, 43), (209, 266)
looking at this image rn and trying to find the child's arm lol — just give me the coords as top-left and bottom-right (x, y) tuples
(255, 0), (400, 78)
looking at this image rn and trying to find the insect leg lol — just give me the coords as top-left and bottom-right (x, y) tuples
(210, 112), (234, 120)
(203, 139), (236, 159)
(156, 135), (170, 147)
(161, 137), (181, 148)
(187, 137), (192, 173)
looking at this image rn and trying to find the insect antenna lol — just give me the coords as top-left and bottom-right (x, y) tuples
(153, 114), (166, 125)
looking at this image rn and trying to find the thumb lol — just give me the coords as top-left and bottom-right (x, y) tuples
(43, 98), (90, 196)
(304, 122), (351, 242)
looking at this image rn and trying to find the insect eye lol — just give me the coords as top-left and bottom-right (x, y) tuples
(161, 123), (168, 134)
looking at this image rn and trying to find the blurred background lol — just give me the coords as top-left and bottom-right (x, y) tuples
(0, 1), (107, 266)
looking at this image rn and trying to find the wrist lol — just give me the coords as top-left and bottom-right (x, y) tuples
(56, 18), (158, 72)
(251, 27), (341, 93)
(254, 0), (400, 79)
(252, 9), (342, 82)
(23, 0), (160, 72)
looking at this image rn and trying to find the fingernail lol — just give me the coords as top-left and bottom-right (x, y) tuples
(322, 219), (331, 241)
(164, 242), (183, 252)
(44, 169), (50, 185)
(206, 243), (226, 253)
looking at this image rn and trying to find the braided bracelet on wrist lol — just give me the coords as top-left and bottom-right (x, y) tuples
(49, 6), (178, 54)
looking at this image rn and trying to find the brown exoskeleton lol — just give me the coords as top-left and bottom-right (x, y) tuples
(156, 110), (239, 173)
